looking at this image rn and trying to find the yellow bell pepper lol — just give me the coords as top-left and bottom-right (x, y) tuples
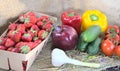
(81, 10), (108, 32)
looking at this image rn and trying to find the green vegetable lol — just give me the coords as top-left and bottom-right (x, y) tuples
(82, 25), (101, 42)
(77, 34), (89, 52)
(87, 37), (102, 55)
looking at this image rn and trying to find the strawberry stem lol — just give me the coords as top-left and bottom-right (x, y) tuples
(21, 45), (30, 54)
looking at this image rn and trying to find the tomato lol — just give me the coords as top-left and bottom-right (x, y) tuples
(115, 46), (120, 57)
(106, 34), (119, 45)
(106, 25), (119, 34)
(101, 39), (115, 56)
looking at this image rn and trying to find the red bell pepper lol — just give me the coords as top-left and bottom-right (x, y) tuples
(61, 10), (82, 35)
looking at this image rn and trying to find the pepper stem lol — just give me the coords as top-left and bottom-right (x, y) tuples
(90, 14), (99, 21)
(68, 13), (75, 17)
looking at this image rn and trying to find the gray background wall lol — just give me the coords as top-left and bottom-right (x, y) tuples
(0, 0), (120, 34)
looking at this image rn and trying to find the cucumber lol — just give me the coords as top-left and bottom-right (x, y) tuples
(77, 34), (89, 52)
(87, 37), (102, 55)
(82, 25), (101, 42)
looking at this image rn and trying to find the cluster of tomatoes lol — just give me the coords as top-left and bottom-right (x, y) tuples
(101, 25), (120, 57)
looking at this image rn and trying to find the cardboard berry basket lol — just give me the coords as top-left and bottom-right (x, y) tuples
(0, 11), (57, 71)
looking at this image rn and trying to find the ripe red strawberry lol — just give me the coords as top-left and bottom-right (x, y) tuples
(8, 23), (17, 30)
(16, 24), (26, 34)
(5, 38), (15, 47)
(38, 30), (48, 40)
(7, 47), (20, 53)
(0, 37), (6, 45)
(15, 42), (24, 48)
(7, 47), (14, 51)
(36, 21), (44, 28)
(34, 39), (42, 45)
(18, 42), (35, 54)
(24, 22), (33, 28)
(19, 12), (37, 24)
(27, 42), (37, 49)
(42, 23), (52, 32)
(7, 30), (21, 42)
(22, 33), (33, 42)
(31, 25), (39, 31)
(29, 25), (39, 36)
(40, 16), (49, 21)
(0, 45), (7, 50)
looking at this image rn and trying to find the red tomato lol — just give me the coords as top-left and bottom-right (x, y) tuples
(115, 46), (120, 57)
(106, 34), (119, 45)
(106, 25), (119, 34)
(101, 39), (115, 56)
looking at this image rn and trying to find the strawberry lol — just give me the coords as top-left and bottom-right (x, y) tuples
(38, 30), (48, 40)
(31, 25), (39, 31)
(5, 38), (15, 47)
(19, 12), (37, 28)
(27, 42), (37, 49)
(7, 30), (21, 42)
(29, 25), (40, 36)
(42, 23), (52, 32)
(24, 23), (33, 28)
(0, 37), (6, 45)
(7, 47), (20, 53)
(7, 47), (14, 51)
(36, 21), (44, 28)
(40, 16), (49, 21)
(15, 42), (24, 48)
(19, 14), (27, 22)
(18, 42), (35, 54)
(16, 24), (26, 34)
(22, 33), (33, 42)
(34, 39), (42, 45)
(33, 37), (42, 46)
(8, 23), (17, 30)
(0, 45), (7, 50)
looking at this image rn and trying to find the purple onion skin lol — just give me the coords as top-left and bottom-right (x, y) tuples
(52, 25), (78, 51)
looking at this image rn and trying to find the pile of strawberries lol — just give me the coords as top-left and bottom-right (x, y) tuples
(0, 12), (53, 54)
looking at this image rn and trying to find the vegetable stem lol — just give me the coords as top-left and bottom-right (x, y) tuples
(67, 58), (100, 68)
